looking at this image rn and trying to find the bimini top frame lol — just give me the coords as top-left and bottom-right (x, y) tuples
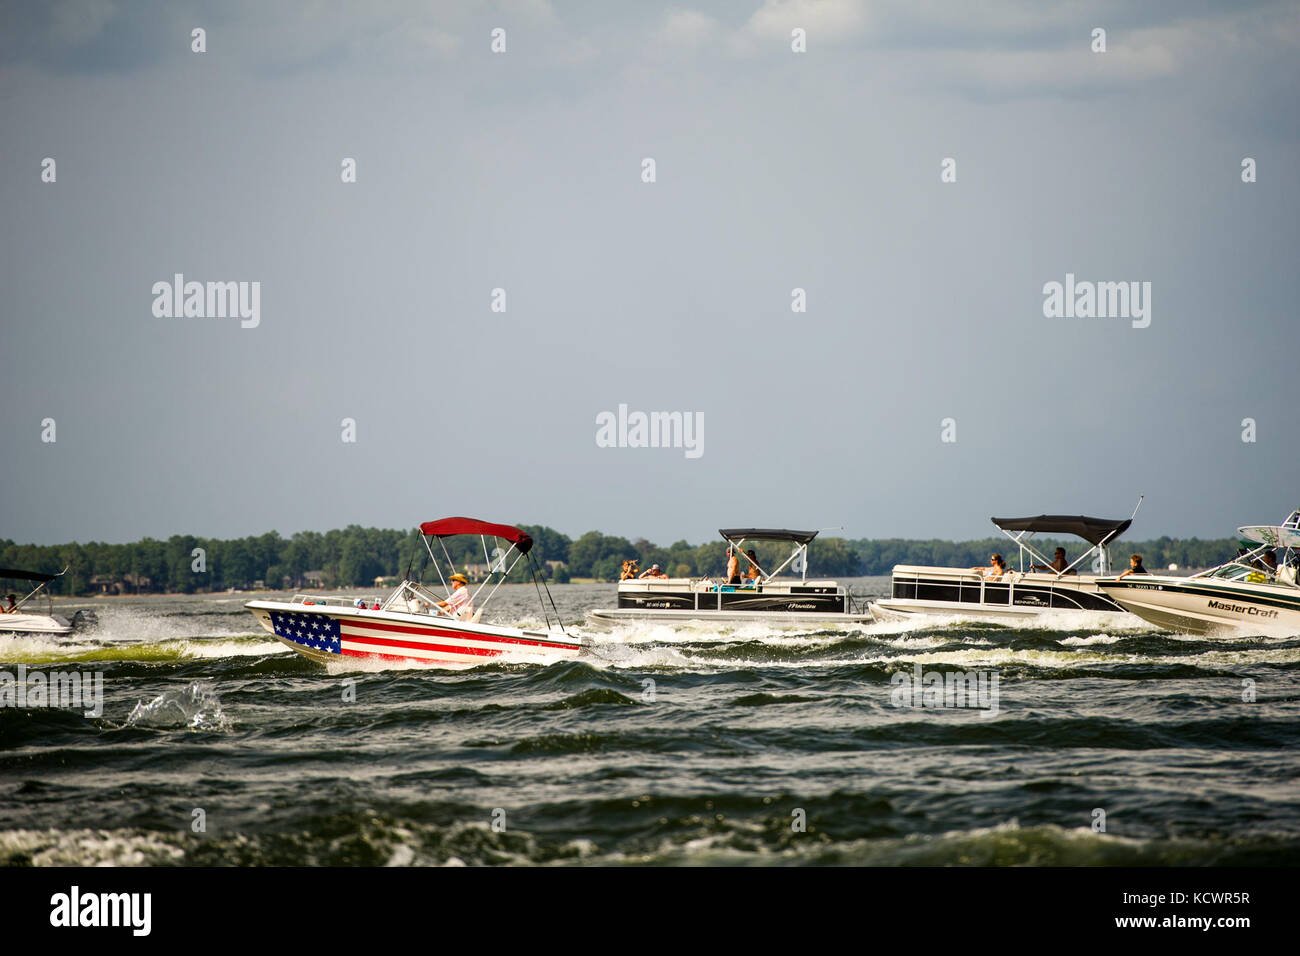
(1193, 508), (1300, 586)
(396, 517), (566, 632)
(990, 497), (1142, 577)
(718, 529), (821, 583)
(0, 567), (64, 614)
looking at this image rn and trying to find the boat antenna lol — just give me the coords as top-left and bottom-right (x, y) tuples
(1129, 495), (1145, 521)
(403, 532), (418, 582)
(528, 552), (567, 636)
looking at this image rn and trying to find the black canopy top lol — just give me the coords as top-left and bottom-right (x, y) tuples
(0, 568), (58, 583)
(991, 515), (1131, 547)
(719, 529), (819, 546)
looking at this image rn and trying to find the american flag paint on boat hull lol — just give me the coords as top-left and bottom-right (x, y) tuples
(246, 601), (583, 666)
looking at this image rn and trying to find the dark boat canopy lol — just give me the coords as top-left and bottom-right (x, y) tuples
(719, 529), (819, 546)
(0, 568), (58, 583)
(991, 515), (1131, 547)
(419, 518), (533, 554)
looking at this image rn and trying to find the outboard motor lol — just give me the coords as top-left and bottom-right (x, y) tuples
(70, 608), (99, 629)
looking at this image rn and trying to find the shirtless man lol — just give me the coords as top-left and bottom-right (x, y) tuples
(1032, 548), (1068, 573)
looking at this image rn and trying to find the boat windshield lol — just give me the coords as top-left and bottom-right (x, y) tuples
(1205, 562), (1275, 583)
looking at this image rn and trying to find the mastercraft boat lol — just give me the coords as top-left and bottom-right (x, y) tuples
(1097, 510), (1300, 636)
(587, 528), (873, 625)
(246, 518), (583, 665)
(869, 504), (1143, 623)
(0, 568), (74, 636)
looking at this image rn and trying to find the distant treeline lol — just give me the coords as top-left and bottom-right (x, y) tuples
(0, 526), (1240, 595)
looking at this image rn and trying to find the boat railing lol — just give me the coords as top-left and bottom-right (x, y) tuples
(289, 593), (379, 608)
(618, 576), (846, 594)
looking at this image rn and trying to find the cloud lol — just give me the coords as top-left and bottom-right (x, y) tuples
(656, 8), (723, 49)
(733, 0), (870, 53)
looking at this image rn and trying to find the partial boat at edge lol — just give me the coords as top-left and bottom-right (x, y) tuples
(0, 568), (74, 636)
(1097, 510), (1300, 637)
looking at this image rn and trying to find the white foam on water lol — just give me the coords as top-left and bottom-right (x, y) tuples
(0, 633), (107, 661)
(86, 605), (256, 643)
(1060, 633), (1123, 646)
(0, 828), (186, 866)
(122, 680), (231, 732)
(175, 638), (288, 658)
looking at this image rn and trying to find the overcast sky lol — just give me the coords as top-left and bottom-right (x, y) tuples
(2, 0), (1297, 547)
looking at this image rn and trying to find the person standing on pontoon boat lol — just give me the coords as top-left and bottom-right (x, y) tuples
(970, 554), (1010, 580)
(1031, 548), (1069, 573)
(726, 548), (740, 584)
(434, 574), (474, 618)
(1115, 554), (1148, 580)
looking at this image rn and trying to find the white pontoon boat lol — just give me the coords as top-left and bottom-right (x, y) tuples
(869, 502), (1144, 623)
(587, 528), (873, 625)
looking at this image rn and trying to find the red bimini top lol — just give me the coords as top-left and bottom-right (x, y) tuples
(419, 517), (533, 554)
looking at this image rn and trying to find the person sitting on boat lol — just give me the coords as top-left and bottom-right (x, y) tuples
(726, 548), (741, 584)
(2, 594), (15, 613)
(638, 564), (669, 580)
(743, 550), (762, 584)
(434, 574), (474, 619)
(1031, 548), (1069, 574)
(970, 554), (1010, 580)
(1115, 553), (1148, 580)
(620, 560), (640, 580)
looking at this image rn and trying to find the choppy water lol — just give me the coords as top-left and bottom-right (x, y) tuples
(2, 579), (1298, 866)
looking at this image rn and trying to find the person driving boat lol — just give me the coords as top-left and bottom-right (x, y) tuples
(431, 573), (474, 619)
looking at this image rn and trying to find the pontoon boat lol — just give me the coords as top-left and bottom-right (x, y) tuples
(587, 528), (873, 625)
(869, 503), (1144, 623)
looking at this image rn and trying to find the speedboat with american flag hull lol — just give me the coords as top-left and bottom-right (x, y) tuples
(246, 518), (582, 666)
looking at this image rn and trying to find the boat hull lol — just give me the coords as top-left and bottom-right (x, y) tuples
(0, 613), (73, 637)
(872, 565), (1136, 624)
(866, 599), (1132, 625)
(246, 601), (582, 665)
(587, 607), (874, 625)
(1097, 577), (1300, 636)
(594, 577), (868, 626)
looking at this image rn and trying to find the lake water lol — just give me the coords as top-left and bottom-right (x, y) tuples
(2, 579), (1297, 865)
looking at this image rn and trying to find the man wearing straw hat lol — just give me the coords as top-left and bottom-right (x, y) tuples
(435, 573), (474, 619)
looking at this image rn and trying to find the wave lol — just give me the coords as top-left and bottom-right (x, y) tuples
(0, 634), (286, 665)
(3, 817), (1294, 867)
